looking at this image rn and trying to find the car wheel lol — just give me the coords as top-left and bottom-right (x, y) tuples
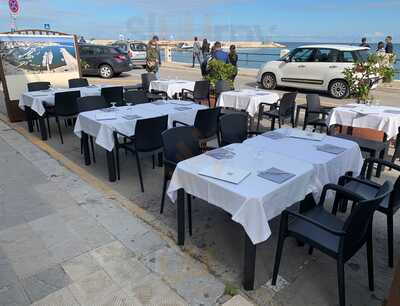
(329, 80), (349, 99)
(99, 64), (113, 78)
(261, 73), (277, 90)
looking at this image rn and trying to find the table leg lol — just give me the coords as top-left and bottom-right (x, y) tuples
(38, 117), (48, 141)
(106, 150), (116, 182)
(82, 132), (91, 166)
(243, 233), (256, 291)
(25, 107), (34, 133)
(177, 188), (185, 246)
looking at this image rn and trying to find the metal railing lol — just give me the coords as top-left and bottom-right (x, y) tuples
(171, 49), (400, 79)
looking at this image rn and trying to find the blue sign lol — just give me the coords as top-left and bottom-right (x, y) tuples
(44, 24), (50, 30)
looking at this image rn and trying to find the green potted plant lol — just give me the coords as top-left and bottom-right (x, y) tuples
(204, 59), (237, 88)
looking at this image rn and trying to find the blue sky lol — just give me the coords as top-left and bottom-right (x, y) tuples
(0, 0), (399, 42)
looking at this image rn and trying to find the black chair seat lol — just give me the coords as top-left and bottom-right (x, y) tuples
(288, 207), (342, 257)
(307, 118), (328, 126)
(335, 134), (387, 153)
(263, 109), (279, 117)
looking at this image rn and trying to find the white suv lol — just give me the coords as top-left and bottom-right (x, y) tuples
(256, 45), (370, 99)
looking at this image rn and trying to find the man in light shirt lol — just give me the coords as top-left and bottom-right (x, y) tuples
(192, 37), (202, 68)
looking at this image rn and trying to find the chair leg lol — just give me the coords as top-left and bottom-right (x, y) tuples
(115, 147), (121, 180)
(308, 246), (314, 255)
(303, 113), (308, 130)
(278, 118), (282, 129)
(160, 176), (168, 214)
(367, 230), (375, 291)
(387, 212), (394, 268)
(271, 117), (275, 131)
(256, 113), (262, 132)
(55, 117), (63, 144)
(46, 117), (51, 138)
(80, 138), (83, 155)
(135, 152), (144, 192)
(90, 136), (96, 163)
(152, 154), (155, 169)
(187, 194), (192, 236)
(272, 214), (287, 285)
(337, 260), (346, 306)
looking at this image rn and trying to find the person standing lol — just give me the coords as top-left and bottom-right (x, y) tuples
(146, 35), (161, 78)
(376, 41), (386, 54)
(360, 37), (370, 48)
(385, 36), (394, 54)
(192, 37), (202, 67)
(201, 38), (210, 59)
(212, 41), (229, 63)
(228, 45), (238, 66)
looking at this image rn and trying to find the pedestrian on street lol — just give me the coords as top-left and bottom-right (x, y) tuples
(360, 37), (370, 48)
(376, 41), (386, 54)
(201, 38), (210, 59)
(146, 35), (162, 78)
(385, 36), (394, 54)
(192, 37), (202, 67)
(212, 41), (229, 64)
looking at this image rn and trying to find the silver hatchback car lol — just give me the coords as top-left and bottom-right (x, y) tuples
(112, 41), (147, 68)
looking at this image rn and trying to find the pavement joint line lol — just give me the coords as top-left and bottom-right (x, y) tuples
(0, 113), (238, 300)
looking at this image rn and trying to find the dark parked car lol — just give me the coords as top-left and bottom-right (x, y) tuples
(79, 44), (133, 78)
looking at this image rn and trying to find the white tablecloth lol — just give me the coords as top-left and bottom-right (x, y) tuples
(149, 80), (195, 98)
(243, 128), (363, 198)
(217, 89), (280, 117)
(19, 85), (109, 116)
(167, 143), (314, 244)
(74, 100), (207, 151)
(328, 104), (400, 139)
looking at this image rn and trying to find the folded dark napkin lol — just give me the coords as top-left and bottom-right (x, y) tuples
(316, 144), (346, 155)
(206, 148), (236, 160)
(384, 109), (400, 114)
(122, 114), (141, 120)
(174, 106), (192, 111)
(262, 132), (286, 140)
(151, 101), (166, 105)
(258, 167), (295, 184)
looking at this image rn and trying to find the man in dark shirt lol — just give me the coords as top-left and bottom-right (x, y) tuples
(385, 36), (394, 54)
(360, 37), (370, 48)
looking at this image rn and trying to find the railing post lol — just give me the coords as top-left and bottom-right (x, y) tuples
(164, 47), (172, 63)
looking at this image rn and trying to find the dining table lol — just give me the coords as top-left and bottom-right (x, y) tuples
(149, 79), (195, 99)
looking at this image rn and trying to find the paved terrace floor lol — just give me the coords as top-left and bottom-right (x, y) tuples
(1, 64), (400, 305)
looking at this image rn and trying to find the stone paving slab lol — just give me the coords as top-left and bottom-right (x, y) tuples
(0, 119), (226, 305)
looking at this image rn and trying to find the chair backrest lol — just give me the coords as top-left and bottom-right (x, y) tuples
(68, 78), (89, 88)
(279, 92), (297, 117)
(77, 96), (108, 113)
(27, 82), (50, 92)
(55, 91), (81, 116)
(341, 181), (391, 258)
(215, 80), (232, 101)
(306, 94), (322, 122)
(141, 73), (157, 91)
(194, 107), (221, 139)
(101, 86), (125, 106)
(162, 126), (201, 164)
(220, 113), (248, 146)
(124, 90), (149, 105)
(193, 80), (210, 100)
(135, 115), (168, 152)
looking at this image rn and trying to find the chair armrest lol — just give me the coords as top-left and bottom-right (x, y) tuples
(164, 159), (177, 168)
(285, 209), (346, 236)
(318, 183), (366, 207)
(338, 175), (382, 190)
(113, 131), (135, 142)
(364, 157), (400, 173)
(258, 102), (277, 114)
(181, 88), (194, 94)
(173, 120), (190, 127)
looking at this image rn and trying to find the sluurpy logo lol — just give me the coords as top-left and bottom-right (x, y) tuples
(8, 0), (20, 15)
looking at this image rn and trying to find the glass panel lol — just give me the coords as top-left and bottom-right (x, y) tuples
(291, 48), (315, 62)
(315, 49), (339, 62)
(338, 51), (355, 63)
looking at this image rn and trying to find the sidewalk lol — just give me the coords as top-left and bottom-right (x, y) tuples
(0, 120), (253, 305)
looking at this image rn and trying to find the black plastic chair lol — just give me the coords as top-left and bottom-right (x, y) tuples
(113, 115), (168, 192)
(219, 113), (259, 146)
(215, 80), (232, 102)
(101, 86), (125, 106)
(27, 82), (50, 92)
(173, 107), (221, 148)
(161, 126), (201, 235)
(181, 80), (211, 107)
(256, 92), (297, 132)
(336, 157), (400, 268)
(53, 91), (81, 144)
(68, 78), (89, 88)
(76, 96), (108, 163)
(303, 94), (331, 132)
(272, 181), (391, 306)
(26, 82), (51, 132)
(391, 127), (400, 164)
(141, 73), (167, 101)
(124, 90), (150, 105)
